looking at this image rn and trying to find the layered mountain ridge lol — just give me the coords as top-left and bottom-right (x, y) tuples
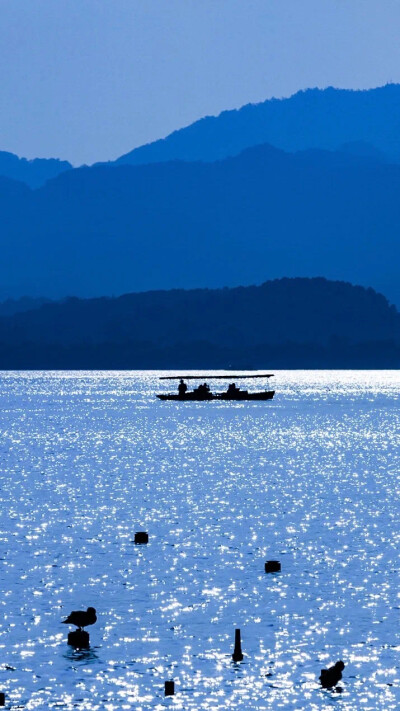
(1, 142), (400, 305)
(113, 84), (400, 167)
(1, 84), (400, 307)
(0, 278), (398, 368)
(0, 151), (72, 188)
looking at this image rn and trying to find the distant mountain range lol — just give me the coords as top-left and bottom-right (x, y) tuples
(2, 142), (400, 305)
(0, 151), (72, 188)
(0, 296), (50, 317)
(2, 84), (400, 184)
(1, 83), (400, 306)
(0, 278), (398, 368)
(113, 84), (400, 166)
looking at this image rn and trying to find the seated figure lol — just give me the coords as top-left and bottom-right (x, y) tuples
(227, 382), (240, 397)
(178, 379), (187, 398)
(194, 382), (211, 399)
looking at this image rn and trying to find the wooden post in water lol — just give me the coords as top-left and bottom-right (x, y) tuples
(164, 680), (175, 696)
(0, 692), (5, 706)
(68, 630), (90, 648)
(232, 628), (243, 662)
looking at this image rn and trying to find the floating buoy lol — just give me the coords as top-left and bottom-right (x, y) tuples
(265, 560), (281, 573)
(232, 628), (243, 662)
(0, 692), (4, 706)
(67, 630), (90, 649)
(164, 680), (175, 696)
(134, 532), (149, 544)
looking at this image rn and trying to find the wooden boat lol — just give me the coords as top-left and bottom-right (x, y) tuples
(157, 374), (275, 402)
(157, 391), (274, 401)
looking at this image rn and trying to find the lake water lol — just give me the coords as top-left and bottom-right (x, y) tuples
(0, 370), (400, 710)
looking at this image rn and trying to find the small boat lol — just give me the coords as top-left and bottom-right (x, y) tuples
(157, 374), (275, 402)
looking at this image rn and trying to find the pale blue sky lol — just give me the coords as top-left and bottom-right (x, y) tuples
(0, 0), (399, 164)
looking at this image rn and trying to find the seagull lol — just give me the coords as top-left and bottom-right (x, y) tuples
(62, 607), (97, 631)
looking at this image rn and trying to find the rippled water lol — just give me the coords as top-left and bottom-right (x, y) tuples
(0, 370), (400, 710)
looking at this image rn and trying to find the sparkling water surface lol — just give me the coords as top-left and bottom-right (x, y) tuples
(0, 370), (399, 710)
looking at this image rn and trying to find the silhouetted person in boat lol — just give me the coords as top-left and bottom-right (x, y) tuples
(319, 660), (345, 688)
(178, 379), (187, 398)
(227, 382), (240, 397)
(62, 607), (97, 631)
(194, 382), (211, 399)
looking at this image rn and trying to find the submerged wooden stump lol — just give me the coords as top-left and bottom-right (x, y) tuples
(164, 680), (175, 696)
(68, 629), (90, 649)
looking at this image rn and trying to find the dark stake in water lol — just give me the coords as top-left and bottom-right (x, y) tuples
(164, 680), (175, 696)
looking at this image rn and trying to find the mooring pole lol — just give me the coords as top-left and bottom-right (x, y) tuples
(232, 628), (243, 662)
(164, 680), (175, 696)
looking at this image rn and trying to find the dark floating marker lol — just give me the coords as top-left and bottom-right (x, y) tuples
(164, 680), (175, 696)
(265, 560), (281, 573)
(67, 629), (90, 649)
(319, 660), (345, 688)
(134, 531), (149, 544)
(0, 692), (4, 706)
(232, 628), (244, 662)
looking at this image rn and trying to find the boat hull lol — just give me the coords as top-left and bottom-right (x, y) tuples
(157, 391), (275, 402)
(217, 390), (275, 401)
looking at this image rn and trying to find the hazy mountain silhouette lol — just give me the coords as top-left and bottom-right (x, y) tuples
(114, 84), (400, 167)
(0, 151), (72, 188)
(0, 278), (398, 368)
(0, 296), (51, 317)
(2, 143), (400, 305)
(338, 140), (388, 161)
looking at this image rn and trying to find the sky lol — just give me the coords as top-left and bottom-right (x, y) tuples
(1, 0), (400, 165)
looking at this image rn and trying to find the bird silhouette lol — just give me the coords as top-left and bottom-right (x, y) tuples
(319, 660), (345, 688)
(62, 607), (97, 631)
